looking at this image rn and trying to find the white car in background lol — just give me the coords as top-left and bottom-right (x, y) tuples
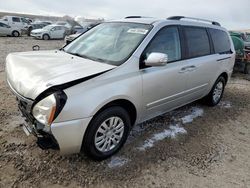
(31, 25), (67, 40)
(0, 22), (21, 37)
(0, 16), (30, 31)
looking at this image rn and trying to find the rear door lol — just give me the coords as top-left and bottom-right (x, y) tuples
(208, 28), (234, 76)
(141, 26), (189, 120)
(50, 26), (65, 39)
(181, 26), (217, 100)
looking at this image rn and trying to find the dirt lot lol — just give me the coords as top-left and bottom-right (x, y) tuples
(0, 36), (250, 188)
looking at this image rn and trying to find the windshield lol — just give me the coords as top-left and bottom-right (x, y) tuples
(64, 22), (152, 65)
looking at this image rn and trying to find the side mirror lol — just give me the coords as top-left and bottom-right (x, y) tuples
(144, 52), (168, 66)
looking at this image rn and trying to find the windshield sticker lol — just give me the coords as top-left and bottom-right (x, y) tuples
(127, 28), (148, 35)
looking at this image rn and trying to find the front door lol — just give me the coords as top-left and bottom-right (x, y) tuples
(141, 26), (189, 120)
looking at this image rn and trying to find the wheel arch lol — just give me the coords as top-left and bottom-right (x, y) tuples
(80, 98), (138, 154)
(43, 33), (50, 39)
(219, 72), (228, 84)
(92, 99), (137, 126)
(12, 30), (20, 36)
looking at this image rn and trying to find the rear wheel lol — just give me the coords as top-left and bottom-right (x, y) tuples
(42, 34), (50, 40)
(82, 106), (131, 160)
(244, 63), (250, 74)
(12, 30), (20, 37)
(203, 76), (226, 106)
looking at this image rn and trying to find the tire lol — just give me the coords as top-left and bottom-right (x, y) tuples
(82, 106), (131, 160)
(12, 30), (20, 37)
(42, 34), (50, 40)
(203, 76), (226, 106)
(244, 63), (250, 74)
(27, 27), (33, 36)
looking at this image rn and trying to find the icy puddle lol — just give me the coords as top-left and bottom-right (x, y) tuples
(181, 107), (204, 124)
(138, 124), (187, 150)
(219, 101), (232, 109)
(138, 107), (204, 151)
(108, 106), (205, 167)
(108, 157), (129, 168)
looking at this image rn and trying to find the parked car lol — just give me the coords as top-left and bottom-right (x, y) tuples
(0, 16), (30, 32)
(31, 24), (67, 40)
(72, 25), (86, 34)
(0, 22), (21, 37)
(27, 23), (48, 36)
(65, 23), (100, 44)
(64, 33), (81, 44)
(230, 31), (250, 49)
(5, 16), (235, 160)
(230, 31), (250, 73)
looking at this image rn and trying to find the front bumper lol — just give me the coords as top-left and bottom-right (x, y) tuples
(30, 33), (42, 39)
(51, 117), (92, 155)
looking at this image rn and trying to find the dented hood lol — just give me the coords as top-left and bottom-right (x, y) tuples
(6, 50), (116, 99)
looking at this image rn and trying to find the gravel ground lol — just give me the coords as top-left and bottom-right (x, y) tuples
(0, 36), (250, 188)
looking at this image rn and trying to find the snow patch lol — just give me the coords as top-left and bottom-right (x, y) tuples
(108, 157), (129, 168)
(219, 101), (232, 108)
(138, 125), (187, 150)
(181, 107), (204, 124)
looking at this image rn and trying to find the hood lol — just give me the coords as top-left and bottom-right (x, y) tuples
(6, 50), (116, 99)
(32, 29), (44, 33)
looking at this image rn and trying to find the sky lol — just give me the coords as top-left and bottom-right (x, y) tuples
(0, 0), (249, 30)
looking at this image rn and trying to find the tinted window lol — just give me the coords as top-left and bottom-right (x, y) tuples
(12, 17), (20, 22)
(143, 26), (181, 62)
(209, 29), (231, 54)
(184, 27), (210, 58)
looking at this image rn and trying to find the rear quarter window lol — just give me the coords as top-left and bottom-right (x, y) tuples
(184, 27), (211, 58)
(209, 29), (231, 54)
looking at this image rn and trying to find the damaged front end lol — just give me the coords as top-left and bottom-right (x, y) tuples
(7, 79), (63, 150)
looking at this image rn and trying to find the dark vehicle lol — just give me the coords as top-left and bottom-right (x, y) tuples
(72, 25), (86, 34)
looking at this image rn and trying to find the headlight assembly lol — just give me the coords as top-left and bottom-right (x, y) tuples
(32, 91), (67, 126)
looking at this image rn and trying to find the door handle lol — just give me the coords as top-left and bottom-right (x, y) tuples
(179, 65), (197, 73)
(187, 65), (197, 72)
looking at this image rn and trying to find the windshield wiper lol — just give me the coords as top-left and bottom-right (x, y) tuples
(66, 51), (91, 59)
(65, 51), (108, 63)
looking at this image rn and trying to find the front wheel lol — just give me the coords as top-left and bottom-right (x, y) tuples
(82, 107), (131, 160)
(42, 34), (50, 40)
(203, 76), (226, 106)
(12, 30), (20, 37)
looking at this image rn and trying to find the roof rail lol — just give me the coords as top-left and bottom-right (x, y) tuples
(125, 16), (152, 19)
(167, 16), (221, 26)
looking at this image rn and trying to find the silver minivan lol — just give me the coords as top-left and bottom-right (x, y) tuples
(5, 16), (235, 160)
